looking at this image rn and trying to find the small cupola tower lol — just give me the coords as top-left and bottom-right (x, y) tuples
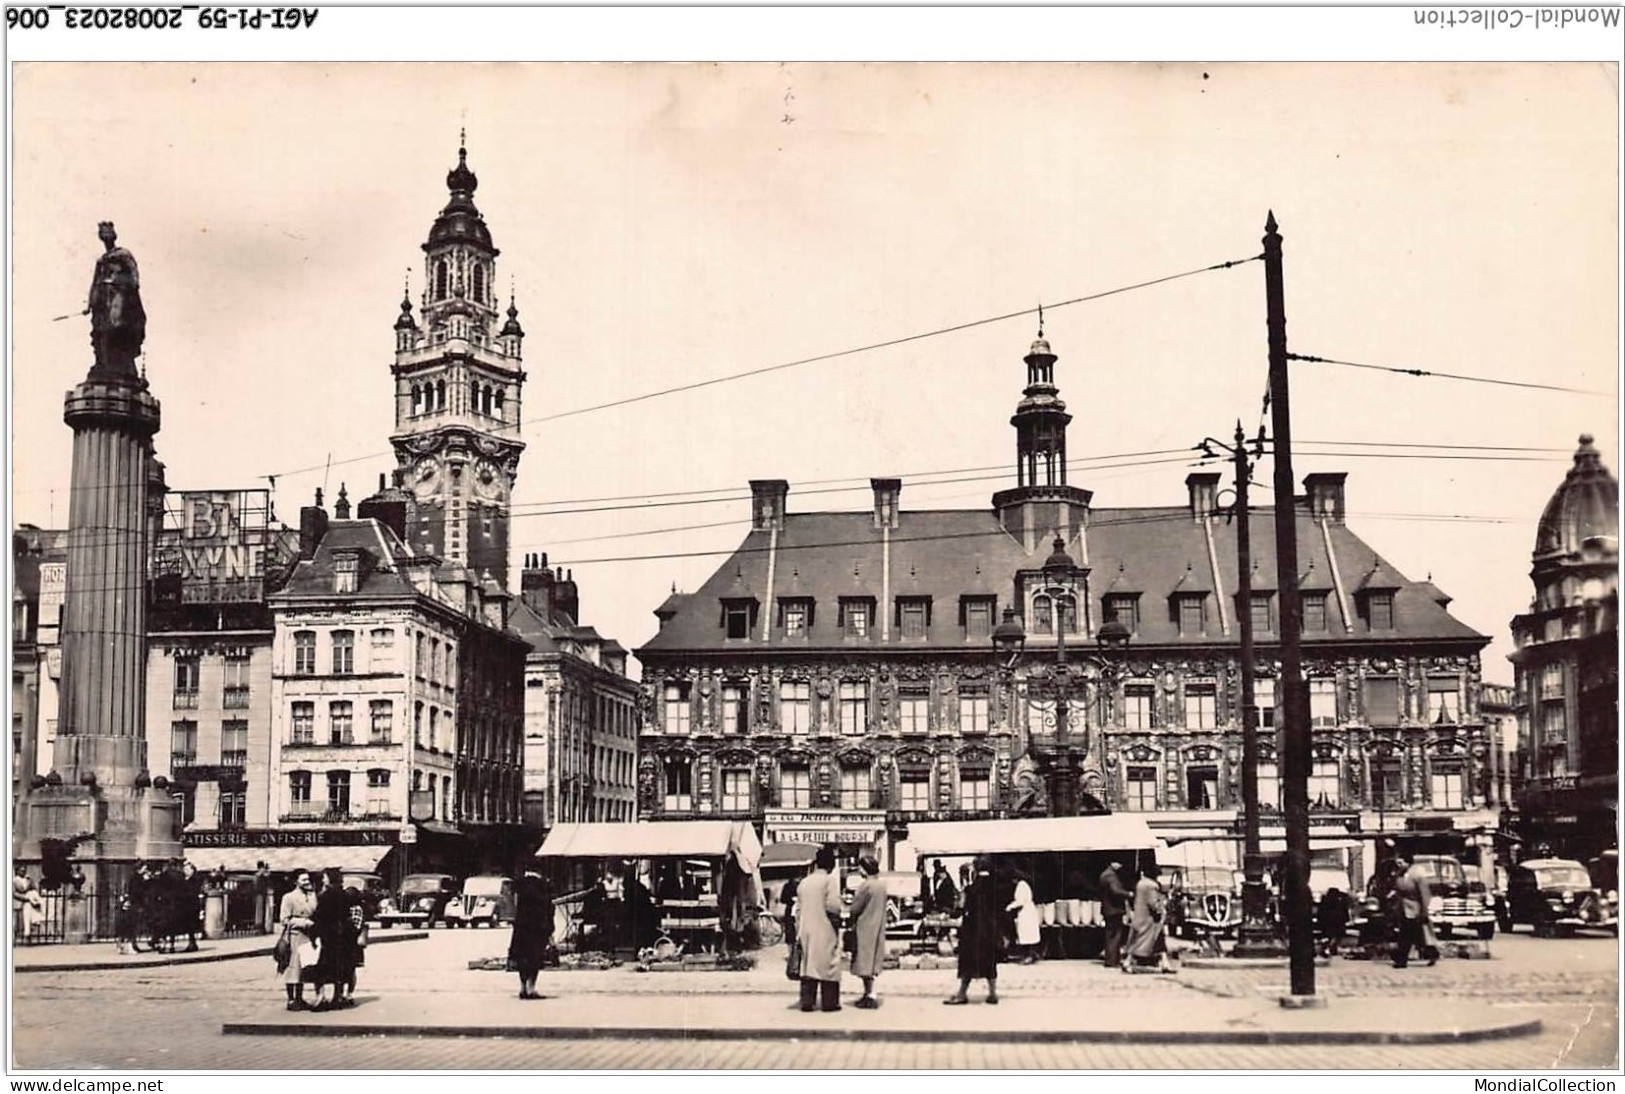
(992, 314), (1093, 553)
(388, 134), (527, 586)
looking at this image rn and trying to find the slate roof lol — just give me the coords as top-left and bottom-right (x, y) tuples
(638, 500), (1486, 656)
(273, 519), (419, 601)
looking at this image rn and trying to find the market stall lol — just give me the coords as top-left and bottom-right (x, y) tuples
(535, 821), (764, 957)
(909, 814), (1166, 960)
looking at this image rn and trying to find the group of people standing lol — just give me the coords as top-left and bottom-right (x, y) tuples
(788, 847), (889, 1011)
(276, 869), (367, 1011)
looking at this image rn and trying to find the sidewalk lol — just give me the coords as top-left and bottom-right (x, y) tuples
(222, 986), (1543, 1046)
(12, 928), (428, 973)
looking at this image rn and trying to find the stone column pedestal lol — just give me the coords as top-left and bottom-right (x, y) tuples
(64, 893), (90, 945)
(203, 888), (227, 939)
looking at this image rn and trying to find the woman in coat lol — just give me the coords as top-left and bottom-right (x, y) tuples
(848, 857), (889, 1009)
(276, 871), (319, 1010)
(508, 869), (554, 1000)
(795, 846), (845, 1013)
(945, 857), (1003, 1005)
(1125, 863), (1170, 972)
(306, 868), (357, 1010)
(1006, 870), (1041, 965)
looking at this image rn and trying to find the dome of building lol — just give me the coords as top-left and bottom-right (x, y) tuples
(1534, 434), (1619, 561)
(425, 144), (496, 254)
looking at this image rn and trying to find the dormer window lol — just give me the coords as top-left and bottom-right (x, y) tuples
(777, 597), (814, 638)
(1172, 594), (1207, 636)
(1249, 593), (1274, 634)
(838, 597), (875, 638)
(1103, 594), (1140, 634)
(960, 596), (996, 641)
(334, 551), (360, 594)
(1366, 591), (1394, 630)
(1032, 592), (1078, 637)
(719, 598), (759, 640)
(896, 596), (932, 640)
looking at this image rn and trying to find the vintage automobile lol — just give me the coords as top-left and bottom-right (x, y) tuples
(1588, 851), (1618, 931)
(443, 875), (517, 928)
(1410, 854), (1496, 940)
(1502, 858), (1617, 937)
(377, 873), (458, 928)
(1170, 866), (1244, 941)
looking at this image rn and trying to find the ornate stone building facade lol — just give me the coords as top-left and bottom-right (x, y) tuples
(1508, 435), (1618, 861)
(636, 333), (1496, 870)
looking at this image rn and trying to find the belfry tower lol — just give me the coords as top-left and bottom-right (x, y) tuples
(390, 137), (526, 583)
(992, 323), (1093, 552)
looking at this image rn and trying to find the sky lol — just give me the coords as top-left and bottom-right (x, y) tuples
(9, 61), (1619, 684)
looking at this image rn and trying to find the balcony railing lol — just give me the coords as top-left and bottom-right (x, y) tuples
(170, 751), (197, 767)
(173, 691), (199, 710)
(220, 751), (248, 768)
(222, 688), (251, 710)
(278, 807), (366, 824)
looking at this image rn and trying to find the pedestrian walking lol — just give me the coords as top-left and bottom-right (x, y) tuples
(276, 871), (318, 1011)
(1006, 869), (1041, 965)
(1099, 859), (1131, 968)
(794, 846), (844, 1013)
(305, 868), (358, 1011)
(944, 856), (1003, 1005)
(509, 868), (555, 1000)
(1390, 856), (1440, 969)
(1124, 863), (1170, 973)
(848, 856), (888, 1009)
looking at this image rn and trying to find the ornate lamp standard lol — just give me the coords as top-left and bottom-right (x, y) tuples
(993, 535), (1131, 817)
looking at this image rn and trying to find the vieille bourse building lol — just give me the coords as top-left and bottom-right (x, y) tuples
(636, 333), (1502, 883)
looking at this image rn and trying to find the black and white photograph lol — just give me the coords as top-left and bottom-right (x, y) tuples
(5, 8), (1622, 1082)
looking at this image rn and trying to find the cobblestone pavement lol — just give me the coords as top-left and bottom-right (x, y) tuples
(9, 928), (1617, 1071)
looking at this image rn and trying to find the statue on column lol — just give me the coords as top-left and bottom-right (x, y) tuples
(86, 222), (146, 381)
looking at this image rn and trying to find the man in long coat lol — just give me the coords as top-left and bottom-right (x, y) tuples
(848, 857), (889, 1008)
(945, 856), (1003, 1005)
(1100, 860), (1132, 968)
(796, 846), (845, 1012)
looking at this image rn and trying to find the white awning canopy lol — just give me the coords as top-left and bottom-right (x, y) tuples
(183, 845), (391, 875)
(536, 821), (762, 872)
(908, 814), (1165, 856)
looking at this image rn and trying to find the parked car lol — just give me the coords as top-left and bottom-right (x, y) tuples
(1502, 858), (1616, 937)
(1587, 851), (1618, 931)
(444, 875), (517, 928)
(1409, 854), (1496, 940)
(1171, 866), (1243, 941)
(378, 873), (458, 928)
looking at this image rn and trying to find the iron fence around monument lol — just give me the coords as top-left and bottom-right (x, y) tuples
(12, 883), (263, 946)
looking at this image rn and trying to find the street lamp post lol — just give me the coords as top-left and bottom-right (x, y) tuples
(993, 535), (1131, 817)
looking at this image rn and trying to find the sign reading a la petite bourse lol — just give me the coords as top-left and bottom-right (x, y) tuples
(183, 828), (397, 849)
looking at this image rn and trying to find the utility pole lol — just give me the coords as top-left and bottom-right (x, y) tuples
(1218, 421), (1287, 958)
(1264, 211), (1316, 997)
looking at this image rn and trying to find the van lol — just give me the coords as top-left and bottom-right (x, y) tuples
(444, 875), (517, 928)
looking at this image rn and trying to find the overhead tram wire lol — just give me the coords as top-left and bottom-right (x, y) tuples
(249, 254), (1266, 484)
(40, 443), (1570, 560)
(1288, 352), (1613, 397)
(51, 501), (1544, 599)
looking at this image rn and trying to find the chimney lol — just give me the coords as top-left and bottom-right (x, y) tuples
(333, 482), (352, 520)
(299, 489), (329, 560)
(1303, 472), (1347, 523)
(356, 472), (409, 543)
(552, 567), (579, 624)
(749, 479), (789, 532)
(520, 552), (555, 617)
(1185, 472), (1221, 521)
(871, 478), (901, 530)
